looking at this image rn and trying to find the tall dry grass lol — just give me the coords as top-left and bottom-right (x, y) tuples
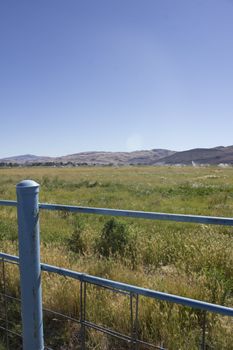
(0, 166), (233, 348)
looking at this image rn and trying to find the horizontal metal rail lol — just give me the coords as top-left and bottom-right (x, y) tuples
(1, 252), (233, 317)
(0, 200), (17, 207)
(39, 203), (233, 226)
(1, 199), (233, 226)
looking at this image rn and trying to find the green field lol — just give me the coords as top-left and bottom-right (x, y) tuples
(0, 166), (233, 349)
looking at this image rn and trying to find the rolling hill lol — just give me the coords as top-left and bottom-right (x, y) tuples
(1, 146), (233, 165)
(0, 149), (175, 165)
(156, 146), (233, 165)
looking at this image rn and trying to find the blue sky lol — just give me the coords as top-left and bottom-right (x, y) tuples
(1, 0), (233, 157)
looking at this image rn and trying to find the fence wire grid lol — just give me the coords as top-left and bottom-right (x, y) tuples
(1, 254), (231, 350)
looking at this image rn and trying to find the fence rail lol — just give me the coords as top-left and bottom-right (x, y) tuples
(0, 180), (233, 349)
(2, 199), (233, 226)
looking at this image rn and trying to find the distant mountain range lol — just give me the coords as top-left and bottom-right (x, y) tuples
(0, 149), (175, 165)
(1, 146), (233, 166)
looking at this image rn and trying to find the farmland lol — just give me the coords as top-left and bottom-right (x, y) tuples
(0, 166), (233, 349)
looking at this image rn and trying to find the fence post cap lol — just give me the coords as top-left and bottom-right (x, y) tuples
(16, 180), (40, 190)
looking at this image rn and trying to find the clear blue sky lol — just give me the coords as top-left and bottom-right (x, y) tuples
(1, 0), (233, 158)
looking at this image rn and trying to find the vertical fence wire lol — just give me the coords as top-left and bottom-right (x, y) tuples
(130, 293), (139, 350)
(1, 259), (9, 350)
(201, 311), (207, 350)
(1, 259), (9, 349)
(134, 294), (139, 350)
(80, 281), (86, 350)
(130, 292), (134, 350)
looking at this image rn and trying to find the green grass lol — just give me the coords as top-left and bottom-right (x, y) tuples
(0, 166), (233, 349)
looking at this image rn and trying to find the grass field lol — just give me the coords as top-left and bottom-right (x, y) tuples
(0, 166), (233, 349)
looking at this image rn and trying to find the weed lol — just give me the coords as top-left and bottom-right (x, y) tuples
(96, 218), (129, 257)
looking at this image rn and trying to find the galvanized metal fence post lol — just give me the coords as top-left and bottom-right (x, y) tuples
(16, 180), (44, 350)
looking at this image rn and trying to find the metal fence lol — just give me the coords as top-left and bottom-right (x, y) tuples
(0, 179), (233, 349)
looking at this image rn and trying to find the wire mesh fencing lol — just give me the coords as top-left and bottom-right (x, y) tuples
(0, 254), (233, 349)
